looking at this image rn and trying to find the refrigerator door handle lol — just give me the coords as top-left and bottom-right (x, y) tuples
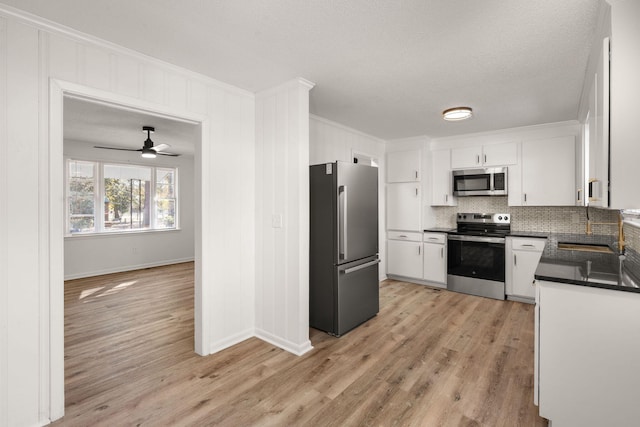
(339, 185), (348, 260)
(343, 259), (380, 274)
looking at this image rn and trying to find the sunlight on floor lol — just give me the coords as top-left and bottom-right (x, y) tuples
(79, 280), (138, 300)
(79, 287), (104, 299)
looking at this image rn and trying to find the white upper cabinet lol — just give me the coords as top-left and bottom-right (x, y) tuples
(387, 149), (420, 182)
(451, 142), (517, 169)
(431, 149), (457, 206)
(519, 136), (576, 206)
(387, 182), (421, 231)
(608, 1), (640, 209)
(587, 37), (610, 207)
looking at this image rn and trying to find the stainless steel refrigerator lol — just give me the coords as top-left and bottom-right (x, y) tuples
(309, 161), (379, 336)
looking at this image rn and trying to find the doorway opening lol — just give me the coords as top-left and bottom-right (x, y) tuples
(49, 80), (209, 420)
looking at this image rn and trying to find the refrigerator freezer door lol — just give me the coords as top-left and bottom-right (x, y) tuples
(336, 162), (379, 264)
(336, 256), (380, 336)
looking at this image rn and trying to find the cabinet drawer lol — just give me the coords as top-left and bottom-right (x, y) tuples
(423, 233), (446, 244)
(510, 237), (546, 251)
(387, 231), (422, 242)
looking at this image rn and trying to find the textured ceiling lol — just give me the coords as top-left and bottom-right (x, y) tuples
(4, 0), (603, 139)
(64, 97), (199, 155)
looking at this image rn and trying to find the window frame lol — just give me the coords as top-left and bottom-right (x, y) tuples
(65, 158), (180, 237)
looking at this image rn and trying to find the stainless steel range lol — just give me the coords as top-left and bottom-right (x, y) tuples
(447, 213), (510, 300)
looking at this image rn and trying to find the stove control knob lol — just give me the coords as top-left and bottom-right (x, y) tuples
(498, 216), (502, 220)
(504, 216), (508, 221)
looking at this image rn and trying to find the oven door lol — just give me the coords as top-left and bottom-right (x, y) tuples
(447, 235), (505, 282)
(447, 235), (506, 299)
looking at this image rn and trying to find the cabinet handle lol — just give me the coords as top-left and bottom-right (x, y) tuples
(415, 188), (418, 196)
(484, 154), (487, 163)
(445, 194), (448, 202)
(415, 170), (418, 179)
(521, 244), (535, 247)
(428, 237), (439, 240)
(514, 254), (517, 266)
(440, 247), (444, 258)
(418, 245), (421, 255)
(398, 235), (408, 238)
(476, 154), (480, 164)
(524, 193), (527, 203)
(577, 188), (582, 202)
(532, 279), (536, 287)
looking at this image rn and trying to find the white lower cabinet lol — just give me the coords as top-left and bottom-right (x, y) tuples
(387, 233), (423, 278)
(422, 233), (446, 284)
(536, 280), (640, 426)
(505, 237), (546, 301)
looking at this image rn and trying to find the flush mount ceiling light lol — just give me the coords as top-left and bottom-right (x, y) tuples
(443, 107), (473, 121)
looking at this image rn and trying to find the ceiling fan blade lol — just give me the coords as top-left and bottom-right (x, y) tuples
(94, 145), (142, 152)
(156, 152), (180, 157)
(151, 143), (171, 152)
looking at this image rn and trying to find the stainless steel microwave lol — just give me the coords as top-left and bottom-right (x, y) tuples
(452, 167), (508, 196)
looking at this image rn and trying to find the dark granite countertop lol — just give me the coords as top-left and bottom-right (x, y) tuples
(532, 233), (640, 294)
(423, 228), (640, 293)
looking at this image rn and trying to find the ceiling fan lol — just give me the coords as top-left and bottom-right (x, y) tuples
(94, 126), (180, 158)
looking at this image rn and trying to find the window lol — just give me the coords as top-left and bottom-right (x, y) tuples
(66, 160), (178, 235)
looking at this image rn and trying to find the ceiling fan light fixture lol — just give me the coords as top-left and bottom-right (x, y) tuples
(141, 147), (157, 159)
(443, 107), (473, 121)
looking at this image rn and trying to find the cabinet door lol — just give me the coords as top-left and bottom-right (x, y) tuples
(482, 142), (518, 166)
(451, 146), (481, 169)
(387, 150), (420, 182)
(588, 37), (610, 207)
(423, 242), (446, 283)
(431, 149), (456, 206)
(521, 136), (575, 206)
(387, 240), (423, 278)
(511, 249), (542, 299)
(387, 183), (421, 230)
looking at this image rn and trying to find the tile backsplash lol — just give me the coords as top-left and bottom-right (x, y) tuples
(624, 222), (640, 254)
(433, 196), (620, 235)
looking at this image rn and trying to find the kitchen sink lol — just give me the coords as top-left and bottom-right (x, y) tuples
(557, 242), (614, 254)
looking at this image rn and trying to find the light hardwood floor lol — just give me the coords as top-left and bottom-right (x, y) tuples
(54, 262), (547, 426)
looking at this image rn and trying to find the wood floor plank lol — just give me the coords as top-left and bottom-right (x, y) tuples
(53, 264), (547, 426)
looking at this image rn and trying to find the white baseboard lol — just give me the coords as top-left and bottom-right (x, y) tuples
(254, 328), (314, 356)
(63, 257), (195, 280)
(207, 329), (255, 355)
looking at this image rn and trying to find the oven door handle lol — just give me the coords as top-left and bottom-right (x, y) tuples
(447, 235), (505, 244)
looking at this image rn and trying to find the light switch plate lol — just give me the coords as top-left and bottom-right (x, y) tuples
(271, 213), (283, 228)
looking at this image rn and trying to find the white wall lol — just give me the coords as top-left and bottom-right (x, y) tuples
(63, 140), (195, 279)
(310, 115), (387, 279)
(0, 6), (255, 426)
(255, 79), (314, 355)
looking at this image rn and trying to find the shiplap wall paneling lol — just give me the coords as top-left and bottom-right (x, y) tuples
(255, 79), (314, 356)
(0, 7), (257, 425)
